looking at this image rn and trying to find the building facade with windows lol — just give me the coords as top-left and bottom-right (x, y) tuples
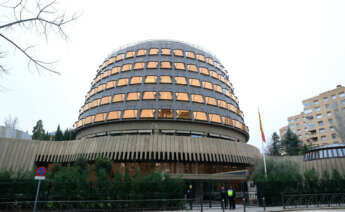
(280, 85), (345, 147)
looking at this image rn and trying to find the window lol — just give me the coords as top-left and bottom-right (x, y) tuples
(117, 78), (128, 87)
(108, 111), (121, 120)
(123, 110), (137, 119)
(327, 111), (332, 116)
(325, 104), (330, 109)
(97, 84), (106, 93)
(134, 62), (145, 70)
(214, 84), (222, 93)
(206, 58), (214, 65)
(175, 76), (187, 85)
(101, 96), (111, 105)
(206, 97), (217, 106)
(84, 115), (95, 125)
(161, 61), (171, 69)
(127, 92), (140, 101)
(332, 95), (336, 100)
(161, 48), (171, 55)
(202, 81), (213, 90)
(328, 119), (334, 124)
(304, 102), (311, 107)
(147, 61), (158, 69)
(210, 71), (218, 79)
(318, 121), (324, 126)
(330, 126), (335, 131)
(174, 62), (185, 70)
(323, 97), (328, 102)
(187, 64), (198, 72)
(143, 91), (156, 100)
(209, 114), (221, 123)
(95, 113), (106, 122)
(140, 109), (155, 118)
(218, 100), (227, 108)
(173, 49), (183, 57)
(122, 64), (132, 72)
(137, 49), (146, 57)
(112, 67), (120, 75)
(314, 100), (319, 105)
(189, 78), (201, 87)
(176, 92), (189, 101)
(90, 99), (100, 108)
(145, 75), (157, 83)
(113, 94), (125, 103)
(149, 48), (159, 55)
(342, 99), (345, 105)
(199, 67), (209, 75)
(191, 94), (204, 103)
(126, 51), (135, 58)
(193, 112), (207, 121)
(130, 76), (142, 85)
(176, 110), (191, 119)
(340, 92), (345, 98)
(106, 81), (115, 89)
(319, 128), (325, 133)
(315, 107), (320, 112)
(316, 114), (322, 119)
(222, 117), (232, 125)
(196, 54), (205, 62)
(159, 92), (172, 100)
(158, 109), (173, 118)
(186, 51), (195, 59)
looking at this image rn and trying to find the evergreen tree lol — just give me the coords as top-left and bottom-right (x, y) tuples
(55, 125), (64, 141)
(32, 120), (46, 140)
(281, 128), (302, 155)
(266, 132), (281, 156)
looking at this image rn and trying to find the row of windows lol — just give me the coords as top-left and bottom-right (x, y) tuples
(80, 91), (243, 117)
(76, 109), (248, 132)
(93, 61), (232, 90)
(303, 92), (345, 108)
(99, 48), (224, 74)
(305, 148), (345, 160)
(87, 76), (238, 103)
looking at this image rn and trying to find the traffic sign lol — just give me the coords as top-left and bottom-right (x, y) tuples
(35, 176), (46, 180)
(36, 166), (47, 176)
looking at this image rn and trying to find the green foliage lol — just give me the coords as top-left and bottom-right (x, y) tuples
(266, 132), (281, 156)
(32, 120), (46, 140)
(63, 128), (76, 140)
(281, 128), (303, 155)
(303, 168), (319, 193)
(54, 125), (64, 141)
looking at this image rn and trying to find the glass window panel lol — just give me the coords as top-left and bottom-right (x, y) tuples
(161, 61), (172, 69)
(161, 48), (171, 55)
(123, 109), (138, 119)
(101, 96), (111, 105)
(186, 51), (195, 58)
(149, 48), (159, 55)
(137, 49), (146, 56)
(122, 64), (132, 72)
(210, 71), (218, 79)
(160, 76), (172, 84)
(173, 49), (183, 57)
(189, 78), (201, 87)
(158, 109), (173, 119)
(214, 85), (223, 93)
(98, 84), (106, 93)
(333, 149), (338, 157)
(196, 54), (205, 62)
(108, 111), (121, 120)
(174, 62), (185, 70)
(106, 81), (115, 89)
(338, 149), (343, 157)
(145, 76), (157, 83)
(111, 67), (120, 75)
(328, 149), (332, 157)
(113, 94), (125, 103)
(175, 76), (187, 85)
(176, 92), (189, 101)
(203, 81), (213, 90)
(200, 67), (209, 75)
(159, 92), (172, 100)
(143, 91), (156, 100)
(84, 115), (95, 124)
(206, 58), (214, 65)
(187, 64), (198, 72)
(176, 110), (191, 119)
(126, 51), (135, 58)
(218, 100), (227, 108)
(147, 61), (158, 69)
(130, 76), (142, 85)
(116, 54), (124, 62)
(134, 62), (145, 70)
(140, 109), (155, 118)
(117, 78), (128, 86)
(103, 70), (111, 78)
(95, 113), (106, 122)
(193, 112), (207, 121)
(206, 97), (217, 106)
(222, 117), (232, 125)
(127, 92), (141, 101)
(209, 114), (221, 123)
(191, 94), (204, 103)
(228, 103), (237, 112)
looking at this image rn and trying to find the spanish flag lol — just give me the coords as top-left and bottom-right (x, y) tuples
(258, 110), (266, 143)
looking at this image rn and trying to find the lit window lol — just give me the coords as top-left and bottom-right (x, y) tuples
(214, 84), (222, 93)
(176, 92), (189, 101)
(103, 70), (111, 78)
(228, 103), (237, 112)
(159, 92), (172, 100)
(123, 110), (138, 119)
(134, 62), (145, 70)
(210, 71), (218, 79)
(117, 78), (128, 87)
(145, 75), (157, 84)
(161, 61), (172, 69)
(101, 96), (111, 105)
(137, 49), (146, 57)
(176, 110), (191, 119)
(160, 76), (172, 84)
(143, 91), (156, 100)
(127, 92), (141, 101)
(108, 111), (121, 120)
(113, 94), (125, 103)
(122, 64), (132, 72)
(147, 61), (158, 69)
(218, 100), (227, 108)
(222, 117), (232, 125)
(202, 81), (213, 90)
(193, 112), (207, 121)
(206, 58), (214, 65)
(158, 109), (173, 119)
(215, 62), (221, 69)
(175, 76), (187, 85)
(90, 99), (100, 108)
(174, 62), (185, 70)
(189, 78), (201, 87)
(186, 51), (195, 58)
(95, 113), (106, 122)
(130, 76), (142, 85)
(187, 64), (198, 72)
(209, 113), (221, 123)
(173, 49), (183, 57)
(106, 81), (115, 89)
(140, 109), (155, 118)
(191, 94), (204, 103)
(199, 67), (209, 75)
(111, 67), (120, 75)
(149, 48), (159, 55)
(98, 84), (106, 92)
(116, 54), (124, 62)
(126, 51), (135, 58)
(196, 54), (205, 62)
(161, 48), (171, 55)
(206, 97), (217, 106)
(84, 115), (95, 125)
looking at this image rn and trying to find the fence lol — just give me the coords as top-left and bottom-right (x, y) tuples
(282, 193), (345, 209)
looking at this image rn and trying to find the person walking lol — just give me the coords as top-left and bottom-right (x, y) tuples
(186, 184), (193, 210)
(227, 186), (236, 210)
(220, 186), (228, 209)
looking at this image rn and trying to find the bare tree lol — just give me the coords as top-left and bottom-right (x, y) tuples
(4, 114), (18, 129)
(331, 101), (345, 142)
(0, 0), (77, 75)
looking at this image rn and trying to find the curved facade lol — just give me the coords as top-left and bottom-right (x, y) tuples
(75, 40), (248, 142)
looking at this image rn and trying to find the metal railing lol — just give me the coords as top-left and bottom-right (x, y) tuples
(282, 193), (345, 209)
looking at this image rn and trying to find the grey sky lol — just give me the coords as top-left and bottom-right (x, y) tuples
(1, 0), (345, 150)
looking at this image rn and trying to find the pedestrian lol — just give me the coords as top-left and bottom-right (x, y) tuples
(227, 186), (236, 210)
(220, 185), (228, 209)
(186, 184), (193, 210)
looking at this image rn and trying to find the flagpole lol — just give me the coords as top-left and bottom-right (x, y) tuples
(261, 138), (267, 178)
(258, 108), (268, 178)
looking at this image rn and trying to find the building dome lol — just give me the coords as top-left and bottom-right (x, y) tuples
(75, 40), (249, 142)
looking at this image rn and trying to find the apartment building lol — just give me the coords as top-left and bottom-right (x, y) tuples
(280, 85), (345, 147)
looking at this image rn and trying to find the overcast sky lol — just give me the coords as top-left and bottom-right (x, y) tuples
(1, 0), (345, 150)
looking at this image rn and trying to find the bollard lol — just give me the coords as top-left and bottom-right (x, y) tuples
(243, 198), (246, 212)
(222, 199), (225, 212)
(200, 198), (203, 212)
(263, 197), (266, 211)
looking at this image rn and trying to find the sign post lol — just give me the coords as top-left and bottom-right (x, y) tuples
(33, 166), (46, 212)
